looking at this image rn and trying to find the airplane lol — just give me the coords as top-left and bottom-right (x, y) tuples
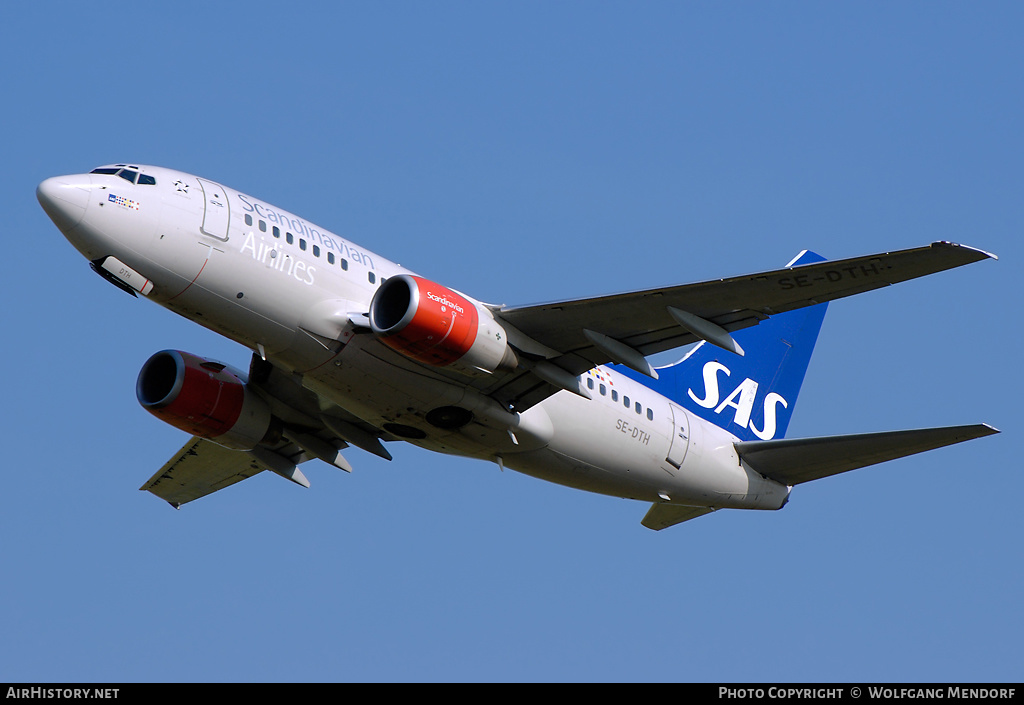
(37, 164), (999, 530)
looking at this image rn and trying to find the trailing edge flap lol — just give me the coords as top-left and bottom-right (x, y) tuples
(641, 503), (717, 531)
(734, 424), (999, 487)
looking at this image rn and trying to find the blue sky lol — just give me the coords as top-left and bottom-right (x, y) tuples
(2, 2), (1021, 682)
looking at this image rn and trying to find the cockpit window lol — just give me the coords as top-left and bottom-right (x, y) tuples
(89, 166), (156, 185)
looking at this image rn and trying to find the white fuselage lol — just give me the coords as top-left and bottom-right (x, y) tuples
(41, 165), (790, 511)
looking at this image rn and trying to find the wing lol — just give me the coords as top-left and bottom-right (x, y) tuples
(140, 437), (268, 508)
(487, 242), (995, 410)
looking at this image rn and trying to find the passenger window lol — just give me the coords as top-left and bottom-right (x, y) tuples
(299, 239), (306, 251)
(341, 259), (348, 270)
(623, 396), (630, 408)
(647, 408), (653, 420)
(635, 402), (642, 414)
(259, 220), (266, 232)
(586, 378), (594, 390)
(286, 232), (294, 245)
(327, 252), (335, 264)
(368, 272), (376, 284)
(273, 226), (280, 238)
(313, 245), (320, 257)
(245, 214), (253, 226)
(599, 384), (606, 396)
(611, 390), (618, 402)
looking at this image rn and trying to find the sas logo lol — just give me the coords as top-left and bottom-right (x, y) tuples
(687, 361), (788, 440)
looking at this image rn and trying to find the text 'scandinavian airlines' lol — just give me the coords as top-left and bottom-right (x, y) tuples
(38, 165), (999, 529)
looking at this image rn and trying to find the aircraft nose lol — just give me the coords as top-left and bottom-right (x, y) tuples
(37, 175), (92, 231)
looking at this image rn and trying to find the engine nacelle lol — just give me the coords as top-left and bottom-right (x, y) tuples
(136, 350), (275, 450)
(369, 274), (517, 374)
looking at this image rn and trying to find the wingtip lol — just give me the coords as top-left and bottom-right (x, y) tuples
(934, 241), (999, 261)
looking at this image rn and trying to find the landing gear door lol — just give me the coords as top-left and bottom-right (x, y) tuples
(196, 178), (230, 241)
(666, 403), (690, 469)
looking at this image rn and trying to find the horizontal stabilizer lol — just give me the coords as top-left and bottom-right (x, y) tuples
(734, 424), (999, 486)
(641, 503), (717, 531)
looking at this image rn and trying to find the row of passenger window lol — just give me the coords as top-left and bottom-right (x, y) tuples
(585, 377), (655, 420)
(245, 214), (377, 284)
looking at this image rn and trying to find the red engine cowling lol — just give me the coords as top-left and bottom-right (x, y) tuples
(136, 350), (274, 450)
(369, 274), (517, 373)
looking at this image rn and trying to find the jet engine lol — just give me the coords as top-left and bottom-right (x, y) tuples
(369, 274), (517, 374)
(136, 350), (276, 450)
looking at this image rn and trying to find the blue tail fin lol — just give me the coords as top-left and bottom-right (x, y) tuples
(623, 251), (828, 441)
